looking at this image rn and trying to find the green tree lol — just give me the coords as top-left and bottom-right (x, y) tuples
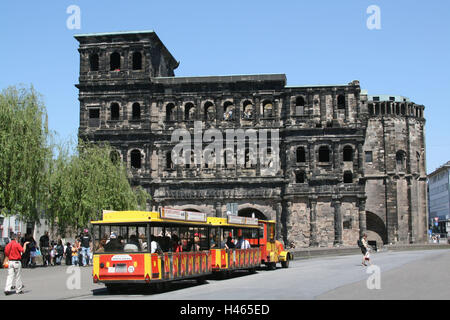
(0, 85), (151, 233)
(0, 85), (51, 223)
(47, 139), (150, 233)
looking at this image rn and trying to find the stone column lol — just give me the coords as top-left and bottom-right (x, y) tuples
(275, 202), (283, 241)
(407, 177), (415, 243)
(333, 199), (343, 246)
(215, 202), (222, 218)
(358, 197), (367, 237)
(309, 197), (318, 247)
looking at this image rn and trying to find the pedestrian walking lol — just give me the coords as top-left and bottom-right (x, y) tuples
(4, 233), (26, 295)
(358, 234), (371, 266)
(80, 229), (92, 266)
(29, 237), (37, 268)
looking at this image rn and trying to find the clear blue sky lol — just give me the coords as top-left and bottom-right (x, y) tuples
(0, 0), (449, 173)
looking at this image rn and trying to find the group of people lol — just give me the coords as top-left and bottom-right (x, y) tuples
(210, 233), (251, 249)
(39, 229), (93, 267)
(3, 229), (93, 296)
(96, 231), (194, 254)
(3, 229), (93, 270)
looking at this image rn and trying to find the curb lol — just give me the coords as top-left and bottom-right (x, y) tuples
(290, 244), (450, 261)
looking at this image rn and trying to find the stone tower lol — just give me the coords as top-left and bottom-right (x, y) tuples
(361, 93), (427, 244)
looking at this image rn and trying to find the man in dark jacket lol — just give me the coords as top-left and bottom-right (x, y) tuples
(39, 231), (50, 267)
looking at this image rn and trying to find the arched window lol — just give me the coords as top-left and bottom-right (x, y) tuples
(110, 103), (120, 121)
(185, 150), (195, 169)
(223, 148), (234, 168)
(296, 96), (305, 116)
(166, 151), (173, 169)
(368, 104), (374, 115)
(132, 51), (142, 70)
(401, 104), (406, 115)
(296, 147), (306, 163)
(318, 146), (330, 162)
(396, 151), (406, 170)
(343, 146), (353, 162)
(242, 100), (253, 119)
(89, 53), (99, 71)
(166, 103), (176, 121)
(343, 171), (353, 183)
(295, 171), (306, 184)
(110, 52), (121, 71)
(130, 149), (142, 169)
(337, 95), (346, 109)
(263, 100), (273, 117)
(244, 148), (256, 168)
(223, 101), (234, 121)
(416, 152), (421, 173)
(204, 102), (215, 121)
(184, 103), (196, 121)
(132, 103), (141, 120)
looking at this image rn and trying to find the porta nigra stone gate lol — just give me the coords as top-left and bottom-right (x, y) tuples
(75, 31), (428, 248)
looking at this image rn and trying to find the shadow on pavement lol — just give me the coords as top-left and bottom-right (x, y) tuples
(91, 269), (261, 296)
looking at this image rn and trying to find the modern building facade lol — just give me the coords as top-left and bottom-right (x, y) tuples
(428, 161), (450, 235)
(75, 30), (428, 248)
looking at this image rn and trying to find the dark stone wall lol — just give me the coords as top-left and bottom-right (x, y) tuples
(75, 32), (427, 248)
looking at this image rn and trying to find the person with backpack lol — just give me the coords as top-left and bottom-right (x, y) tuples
(55, 240), (64, 265)
(358, 234), (371, 266)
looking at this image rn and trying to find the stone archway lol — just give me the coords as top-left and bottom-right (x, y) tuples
(238, 207), (268, 220)
(366, 211), (388, 245)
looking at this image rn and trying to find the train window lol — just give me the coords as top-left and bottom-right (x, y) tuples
(95, 224), (149, 253)
(259, 225), (265, 239)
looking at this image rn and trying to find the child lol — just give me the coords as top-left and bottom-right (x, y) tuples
(72, 240), (80, 266)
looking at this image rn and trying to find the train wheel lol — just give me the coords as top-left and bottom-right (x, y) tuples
(266, 262), (276, 271)
(281, 259), (290, 268)
(196, 276), (207, 285)
(154, 282), (167, 293)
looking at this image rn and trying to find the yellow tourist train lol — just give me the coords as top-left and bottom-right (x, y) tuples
(90, 208), (293, 292)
